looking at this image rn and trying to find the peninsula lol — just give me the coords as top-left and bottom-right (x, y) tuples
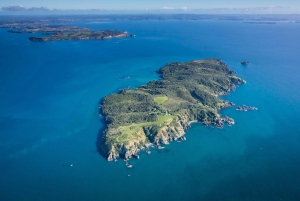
(99, 59), (246, 162)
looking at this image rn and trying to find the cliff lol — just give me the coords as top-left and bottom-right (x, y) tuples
(99, 59), (246, 161)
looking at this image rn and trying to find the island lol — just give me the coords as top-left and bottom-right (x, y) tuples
(3, 24), (134, 42)
(241, 61), (250, 66)
(29, 30), (131, 42)
(99, 59), (246, 162)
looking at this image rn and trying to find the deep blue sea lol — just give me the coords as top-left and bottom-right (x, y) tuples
(1, 19), (300, 201)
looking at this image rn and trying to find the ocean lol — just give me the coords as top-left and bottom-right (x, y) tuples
(0, 19), (300, 201)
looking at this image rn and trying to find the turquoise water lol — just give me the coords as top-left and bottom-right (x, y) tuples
(1, 20), (300, 201)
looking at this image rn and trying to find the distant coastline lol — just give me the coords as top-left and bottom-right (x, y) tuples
(243, 21), (276, 24)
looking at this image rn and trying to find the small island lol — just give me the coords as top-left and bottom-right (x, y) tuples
(99, 59), (246, 162)
(241, 61), (250, 66)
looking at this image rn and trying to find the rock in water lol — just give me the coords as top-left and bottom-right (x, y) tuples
(241, 61), (250, 65)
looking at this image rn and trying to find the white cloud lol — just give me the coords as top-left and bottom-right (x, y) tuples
(162, 7), (174, 10)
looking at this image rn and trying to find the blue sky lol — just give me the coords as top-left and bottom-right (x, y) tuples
(1, 0), (299, 10)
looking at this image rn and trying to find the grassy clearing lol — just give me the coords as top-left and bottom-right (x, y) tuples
(154, 96), (168, 105)
(115, 115), (176, 143)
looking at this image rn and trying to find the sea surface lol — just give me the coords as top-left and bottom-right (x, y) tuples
(1, 19), (300, 201)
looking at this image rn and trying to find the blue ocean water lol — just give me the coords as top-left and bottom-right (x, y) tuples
(0, 20), (300, 201)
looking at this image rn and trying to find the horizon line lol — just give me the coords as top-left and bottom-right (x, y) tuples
(1, 5), (300, 15)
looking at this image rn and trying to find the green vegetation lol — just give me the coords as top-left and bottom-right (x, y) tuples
(100, 58), (246, 161)
(154, 96), (168, 105)
(112, 115), (176, 144)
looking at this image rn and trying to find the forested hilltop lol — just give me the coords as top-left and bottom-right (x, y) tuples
(99, 59), (246, 161)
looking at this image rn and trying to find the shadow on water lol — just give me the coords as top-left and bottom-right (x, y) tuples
(96, 98), (107, 158)
(96, 124), (106, 158)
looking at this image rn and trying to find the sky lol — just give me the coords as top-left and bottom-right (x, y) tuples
(1, 0), (300, 14)
(0, 0), (300, 15)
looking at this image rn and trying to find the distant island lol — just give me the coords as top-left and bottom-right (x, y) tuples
(3, 25), (134, 42)
(29, 30), (133, 42)
(99, 59), (246, 163)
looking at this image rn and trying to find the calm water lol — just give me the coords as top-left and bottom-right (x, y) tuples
(1, 20), (300, 201)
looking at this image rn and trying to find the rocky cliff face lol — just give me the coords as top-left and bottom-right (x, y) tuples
(99, 59), (245, 161)
(103, 115), (190, 161)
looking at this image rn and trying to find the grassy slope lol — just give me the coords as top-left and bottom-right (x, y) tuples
(154, 96), (168, 105)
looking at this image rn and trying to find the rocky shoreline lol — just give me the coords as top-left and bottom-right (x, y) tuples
(236, 105), (258, 111)
(109, 111), (239, 168)
(106, 114), (191, 163)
